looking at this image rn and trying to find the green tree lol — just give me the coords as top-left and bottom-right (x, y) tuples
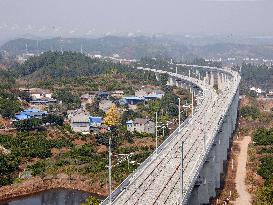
(55, 90), (81, 110)
(81, 196), (100, 205)
(14, 118), (42, 131)
(256, 186), (273, 205)
(241, 105), (260, 119)
(42, 114), (64, 126)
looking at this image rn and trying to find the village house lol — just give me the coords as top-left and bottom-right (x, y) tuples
(15, 108), (48, 120)
(126, 118), (155, 134)
(135, 88), (153, 98)
(99, 100), (115, 112)
(70, 112), (90, 134)
(266, 90), (273, 98)
(123, 96), (145, 105)
(97, 91), (110, 99)
(80, 93), (96, 104)
(28, 88), (53, 100)
(19, 88), (56, 105)
(135, 88), (165, 99)
(89, 116), (103, 133)
(111, 90), (125, 98)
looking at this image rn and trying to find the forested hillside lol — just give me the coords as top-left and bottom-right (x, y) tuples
(234, 63), (273, 93)
(12, 51), (130, 81)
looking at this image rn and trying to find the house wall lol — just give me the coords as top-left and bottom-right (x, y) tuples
(31, 94), (42, 100)
(144, 122), (155, 134)
(45, 93), (53, 98)
(135, 90), (148, 97)
(71, 122), (90, 133)
(127, 122), (155, 134)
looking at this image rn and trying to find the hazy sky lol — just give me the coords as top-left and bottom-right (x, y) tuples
(0, 0), (272, 38)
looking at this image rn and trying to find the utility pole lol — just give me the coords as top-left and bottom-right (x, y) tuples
(191, 91), (194, 116)
(127, 155), (130, 171)
(162, 126), (165, 139)
(204, 110), (206, 153)
(178, 98), (181, 131)
(155, 112), (158, 154)
(181, 141), (184, 202)
(108, 135), (112, 205)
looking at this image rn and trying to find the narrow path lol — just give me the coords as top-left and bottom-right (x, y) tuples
(235, 136), (252, 205)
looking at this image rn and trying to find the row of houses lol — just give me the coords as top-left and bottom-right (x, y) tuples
(19, 88), (57, 105)
(69, 109), (155, 135)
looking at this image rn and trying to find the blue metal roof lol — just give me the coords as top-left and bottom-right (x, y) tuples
(89, 116), (103, 124)
(16, 108), (48, 120)
(15, 113), (31, 120)
(144, 94), (163, 99)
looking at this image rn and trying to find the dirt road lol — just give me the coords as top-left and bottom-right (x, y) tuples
(235, 136), (252, 205)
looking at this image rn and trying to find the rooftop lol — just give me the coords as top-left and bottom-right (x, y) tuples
(134, 118), (151, 125)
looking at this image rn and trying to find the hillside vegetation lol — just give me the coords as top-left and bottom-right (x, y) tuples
(12, 51), (130, 81)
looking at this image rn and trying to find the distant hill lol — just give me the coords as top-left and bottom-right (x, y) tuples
(2, 36), (273, 60)
(1, 36), (189, 59)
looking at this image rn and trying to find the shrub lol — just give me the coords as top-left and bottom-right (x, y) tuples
(253, 128), (273, 146)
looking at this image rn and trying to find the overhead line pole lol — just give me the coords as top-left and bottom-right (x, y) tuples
(108, 135), (112, 205)
(181, 141), (184, 203)
(155, 112), (158, 154)
(178, 98), (181, 132)
(191, 91), (194, 116)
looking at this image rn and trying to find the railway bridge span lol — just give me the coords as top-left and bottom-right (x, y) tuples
(102, 65), (240, 205)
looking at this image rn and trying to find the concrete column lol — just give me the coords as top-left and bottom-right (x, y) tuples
(210, 72), (214, 87)
(169, 77), (175, 86)
(188, 184), (200, 205)
(217, 72), (221, 91)
(205, 71), (209, 84)
(206, 146), (216, 198)
(155, 73), (160, 81)
(176, 79), (179, 87)
(221, 121), (229, 161)
(197, 160), (210, 204)
(214, 134), (222, 189)
(221, 73), (224, 88)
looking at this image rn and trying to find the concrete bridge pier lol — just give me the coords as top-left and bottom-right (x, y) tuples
(214, 134), (223, 189)
(195, 160), (210, 205)
(206, 145), (217, 198)
(187, 183), (201, 205)
(155, 73), (160, 81)
(169, 77), (176, 86)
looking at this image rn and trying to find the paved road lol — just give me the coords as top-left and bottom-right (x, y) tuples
(235, 136), (252, 205)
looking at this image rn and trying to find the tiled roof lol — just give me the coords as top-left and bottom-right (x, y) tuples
(134, 118), (150, 125)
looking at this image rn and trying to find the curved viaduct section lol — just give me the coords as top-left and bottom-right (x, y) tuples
(102, 65), (241, 205)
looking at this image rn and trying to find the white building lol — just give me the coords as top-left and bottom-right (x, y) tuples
(28, 88), (53, 100)
(126, 118), (155, 134)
